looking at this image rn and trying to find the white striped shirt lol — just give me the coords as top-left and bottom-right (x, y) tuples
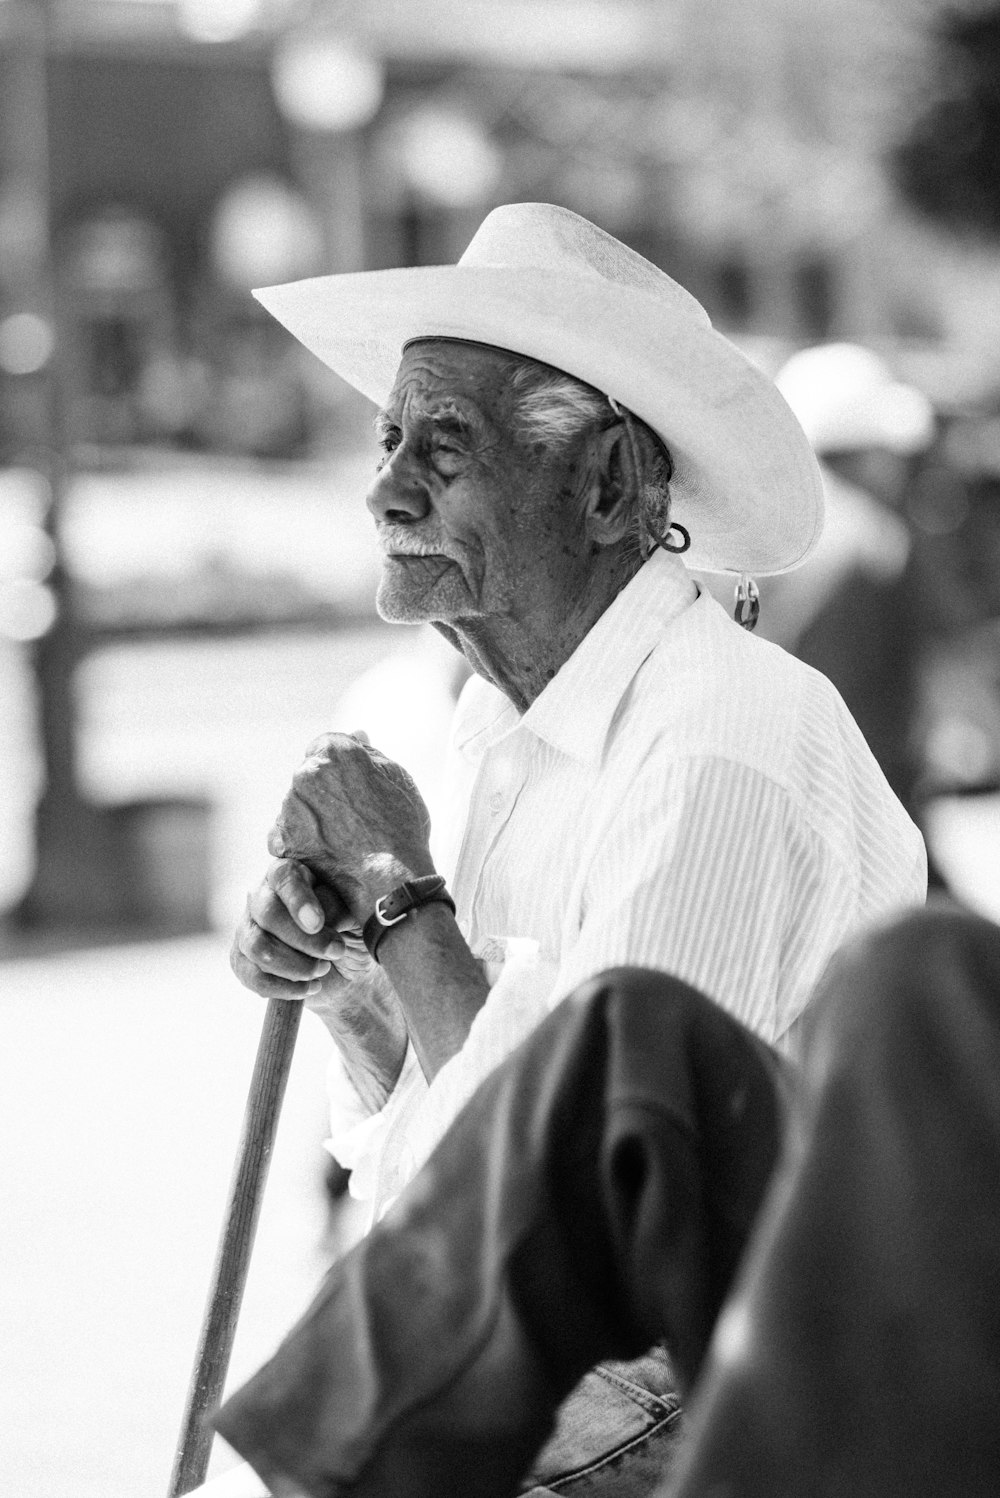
(330, 548), (926, 1215)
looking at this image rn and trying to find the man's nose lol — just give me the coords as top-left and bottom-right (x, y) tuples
(365, 453), (430, 525)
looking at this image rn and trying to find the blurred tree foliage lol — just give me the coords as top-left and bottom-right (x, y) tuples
(893, 4), (1000, 236)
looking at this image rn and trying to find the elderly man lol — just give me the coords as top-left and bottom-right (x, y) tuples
(227, 204), (925, 1494)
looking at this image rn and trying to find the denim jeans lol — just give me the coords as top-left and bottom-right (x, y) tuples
(520, 1349), (683, 1496)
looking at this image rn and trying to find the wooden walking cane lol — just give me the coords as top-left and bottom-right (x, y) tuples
(168, 995), (304, 1497)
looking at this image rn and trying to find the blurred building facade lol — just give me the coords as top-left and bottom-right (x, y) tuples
(1, 0), (998, 932)
(5, 0), (1000, 453)
(4, 0), (1000, 457)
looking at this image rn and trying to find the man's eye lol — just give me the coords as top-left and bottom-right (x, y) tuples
(375, 429), (401, 469)
(430, 438), (464, 476)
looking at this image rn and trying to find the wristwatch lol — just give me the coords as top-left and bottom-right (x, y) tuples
(361, 875), (457, 963)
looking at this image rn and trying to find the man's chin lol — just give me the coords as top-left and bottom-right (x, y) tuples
(375, 580), (439, 625)
(375, 562), (469, 625)
(375, 596), (431, 625)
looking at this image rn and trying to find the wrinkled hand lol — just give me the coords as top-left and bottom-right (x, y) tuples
(268, 732), (435, 926)
(231, 857), (365, 1004)
(230, 857), (407, 1105)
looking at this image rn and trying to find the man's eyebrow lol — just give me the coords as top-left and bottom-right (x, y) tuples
(428, 406), (474, 436)
(374, 400), (480, 439)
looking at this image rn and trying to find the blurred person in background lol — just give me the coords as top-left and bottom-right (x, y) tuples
(768, 343), (945, 878)
(908, 432), (1000, 811)
(222, 204), (926, 1497)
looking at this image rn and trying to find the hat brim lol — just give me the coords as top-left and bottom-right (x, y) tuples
(254, 266), (824, 576)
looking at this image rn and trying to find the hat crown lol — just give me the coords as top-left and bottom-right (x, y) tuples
(459, 202), (711, 329)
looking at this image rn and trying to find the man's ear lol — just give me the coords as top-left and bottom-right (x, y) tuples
(584, 421), (638, 547)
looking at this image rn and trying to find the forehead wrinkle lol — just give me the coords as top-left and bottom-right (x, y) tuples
(379, 389), (493, 443)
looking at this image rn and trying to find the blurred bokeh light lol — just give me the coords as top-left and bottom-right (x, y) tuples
(0, 576), (58, 641)
(271, 31), (385, 132)
(394, 104), (503, 207)
(209, 174), (325, 289)
(177, 0), (267, 44)
(0, 310), (54, 374)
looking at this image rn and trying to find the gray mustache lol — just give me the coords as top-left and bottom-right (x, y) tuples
(377, 528), (452, 558)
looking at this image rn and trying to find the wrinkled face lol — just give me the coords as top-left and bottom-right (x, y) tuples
(366, 339), (591, 627)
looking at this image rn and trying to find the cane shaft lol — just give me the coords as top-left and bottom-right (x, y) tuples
(168, 997), (304, 1496)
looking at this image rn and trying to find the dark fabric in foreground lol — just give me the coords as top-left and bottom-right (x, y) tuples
(666, 903), (1000, 1498)
(216, 905), (1000, 1498)
(214, 970), (785, 1497)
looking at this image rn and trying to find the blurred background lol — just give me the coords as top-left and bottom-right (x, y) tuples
(1, 0), (999, 1492)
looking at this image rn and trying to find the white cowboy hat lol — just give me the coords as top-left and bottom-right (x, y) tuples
(254, 202), (824, 576)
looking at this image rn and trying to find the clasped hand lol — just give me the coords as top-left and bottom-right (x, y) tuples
(268, 731), (436, 924)
(229, 734), (435, 1095)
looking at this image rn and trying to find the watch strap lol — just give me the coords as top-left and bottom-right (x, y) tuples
(362, 875), (456, 963)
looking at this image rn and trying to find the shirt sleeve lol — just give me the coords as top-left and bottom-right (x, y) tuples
(324, 938), (557, 1219)
(322, 940), (556, 1220)
(324, 1042), (425, 1221)
(552, 752), (848, 1044)
(326, 751), (909, 1220)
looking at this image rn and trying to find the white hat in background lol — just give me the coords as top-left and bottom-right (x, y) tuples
(253, 202), (824, 577)
(775, 342), (935, 458)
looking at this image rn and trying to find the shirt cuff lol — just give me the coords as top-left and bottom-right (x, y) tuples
(322, 939), (557, 1222)
(324, 1042), (425, 1207)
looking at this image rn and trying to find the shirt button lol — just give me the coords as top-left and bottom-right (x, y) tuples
(488, 790), (504, 815)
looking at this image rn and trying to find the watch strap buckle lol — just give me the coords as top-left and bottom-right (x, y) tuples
(362, 875), (456, 962)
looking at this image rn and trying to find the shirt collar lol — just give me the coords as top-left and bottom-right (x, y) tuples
(454, 549), (698, 766)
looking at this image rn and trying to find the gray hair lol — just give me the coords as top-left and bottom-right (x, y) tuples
(507, 357), (675, 559)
